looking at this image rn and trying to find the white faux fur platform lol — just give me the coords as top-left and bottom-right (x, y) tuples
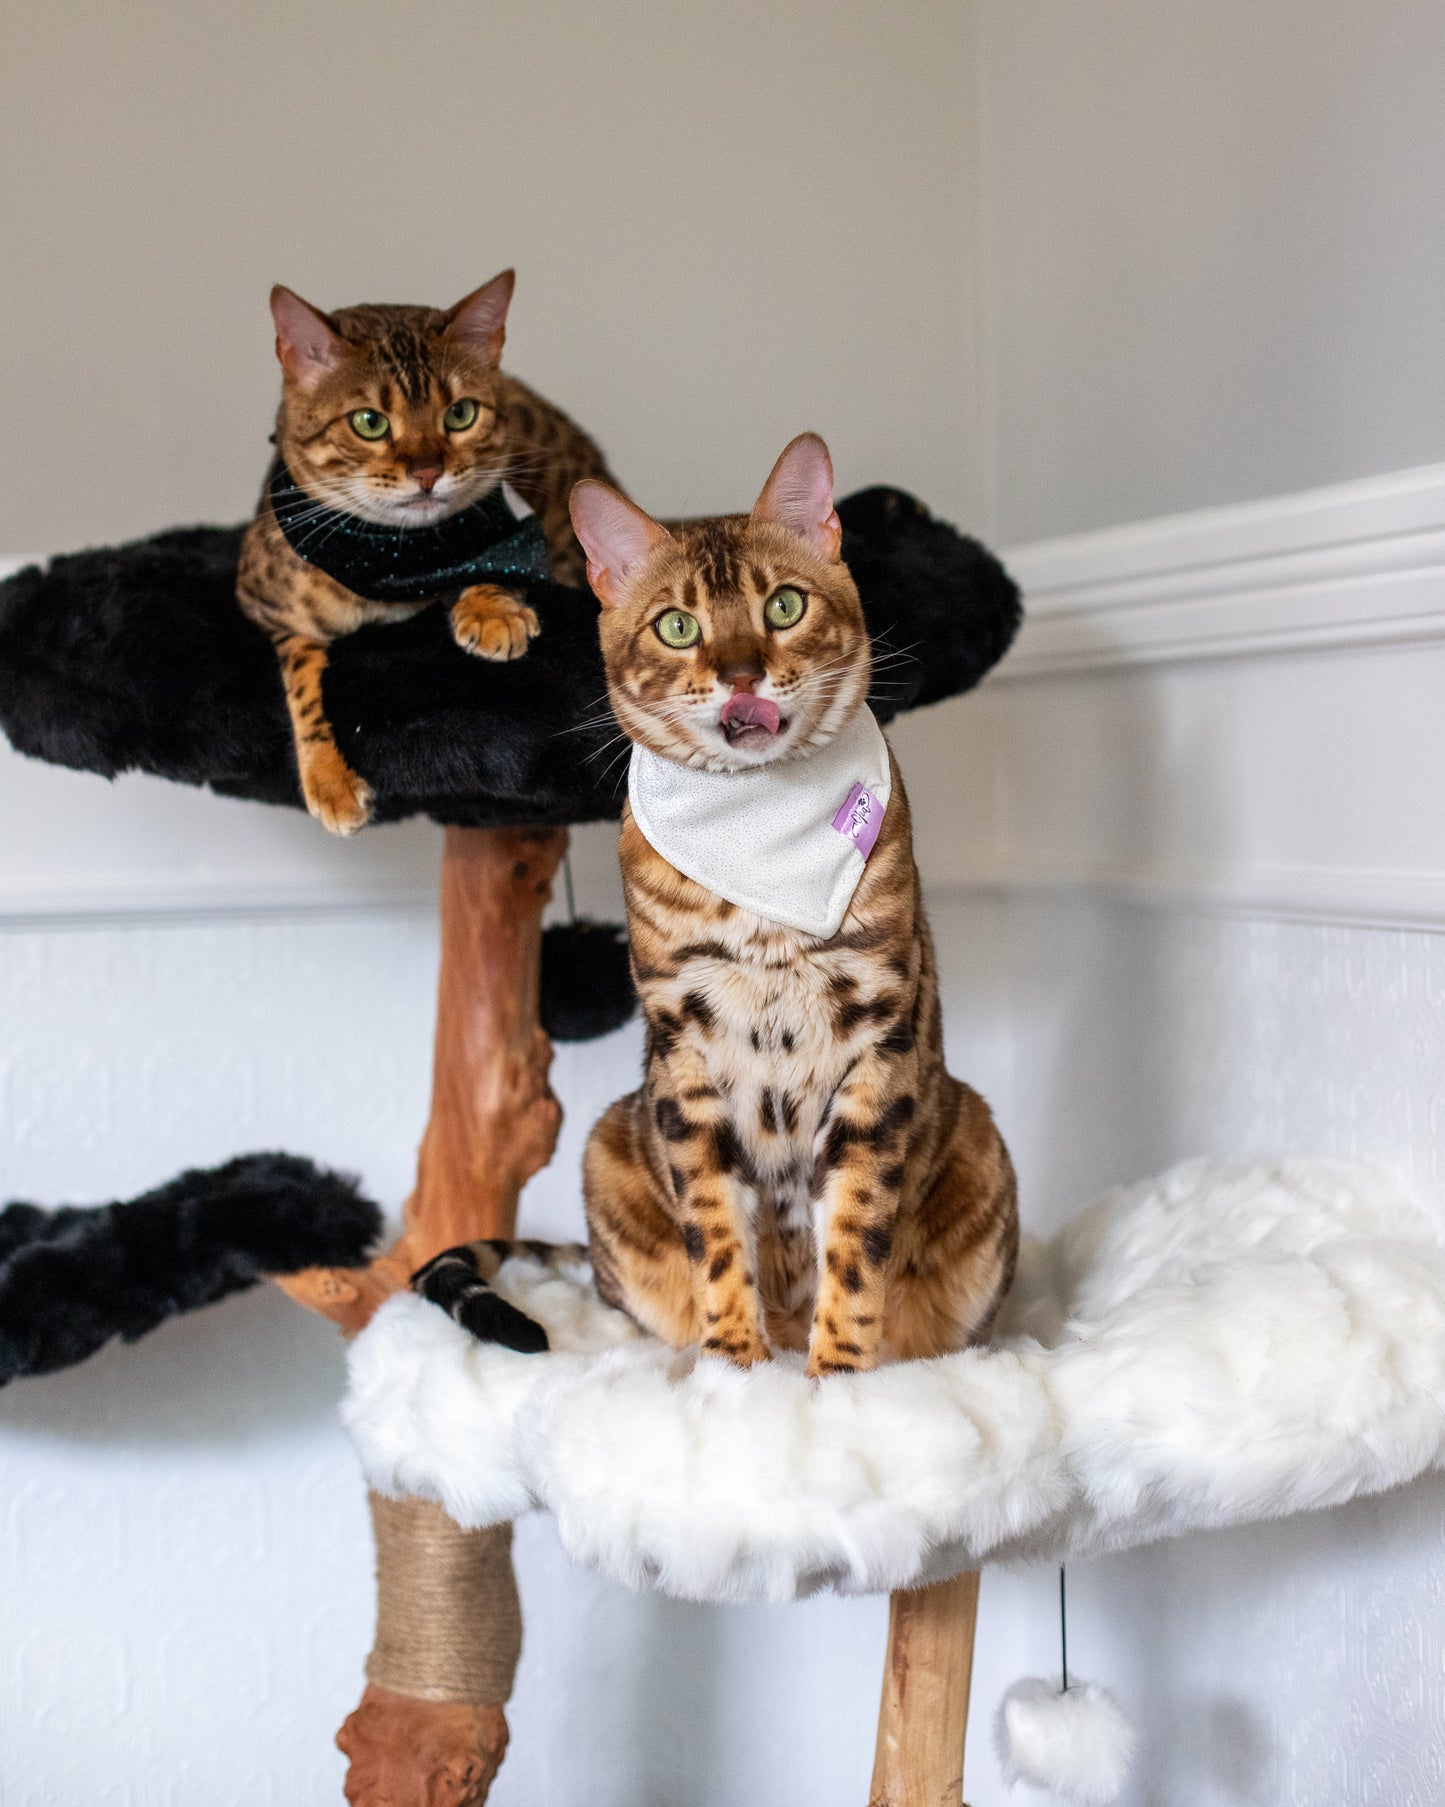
(343, 1159), (1445, 1605)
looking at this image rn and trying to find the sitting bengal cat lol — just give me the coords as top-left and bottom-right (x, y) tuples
(415, 433), (1017, 1377)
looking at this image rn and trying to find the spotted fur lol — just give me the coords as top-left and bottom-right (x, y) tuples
(237, 271), (617, 833)
(418, 436), (1017, 1379)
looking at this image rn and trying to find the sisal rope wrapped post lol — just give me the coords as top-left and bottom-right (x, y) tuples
(365, 1495), (522, 1705)
(275, 825), (568, 1807)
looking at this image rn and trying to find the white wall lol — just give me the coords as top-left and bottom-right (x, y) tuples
(959, 17), (1445, 1784)
(968, 463), (1445, 1805)
(975, 0), (1445, 542)
(0, 0), (983, 550)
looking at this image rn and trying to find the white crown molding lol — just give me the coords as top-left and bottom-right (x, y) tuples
(996, 462), (1445, 678)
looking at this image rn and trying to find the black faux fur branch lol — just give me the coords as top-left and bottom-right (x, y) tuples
(0, 1152), (382, 1384)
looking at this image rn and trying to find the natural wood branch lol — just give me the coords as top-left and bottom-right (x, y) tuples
(870, 1569), (981, 1807)
(273, 824), (568, 1807)
(337, 1687), (509, 1807)
(274, 824), (567, 1330)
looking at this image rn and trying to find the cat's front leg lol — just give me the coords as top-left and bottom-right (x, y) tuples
(652, 1075), (770, 1368)
(450, 584), (540, 662)
(273, 632), (375, 835)
(807, 1048), (916, 1378)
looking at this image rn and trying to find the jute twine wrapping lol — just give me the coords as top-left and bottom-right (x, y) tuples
(365, 1492), (522, 1704)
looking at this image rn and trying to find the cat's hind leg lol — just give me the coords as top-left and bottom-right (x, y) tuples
(883, 1080), (1018, 1362)
(450, 585), (540, 661)
(583, 1092), (706, 1350)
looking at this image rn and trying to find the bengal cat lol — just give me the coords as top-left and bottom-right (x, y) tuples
(237, 270), (616, 833)
(415, 433), (1017, 1378)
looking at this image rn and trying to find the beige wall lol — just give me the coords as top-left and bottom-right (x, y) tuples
(0, 0), (982, 554)
(975, 0), (1445, 542)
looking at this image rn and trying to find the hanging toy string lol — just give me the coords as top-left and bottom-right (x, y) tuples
(1060, 1563), (1070, 1694)
(563, 850), (577, 924)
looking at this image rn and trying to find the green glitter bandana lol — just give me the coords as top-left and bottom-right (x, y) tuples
(268, 460), (551, 603)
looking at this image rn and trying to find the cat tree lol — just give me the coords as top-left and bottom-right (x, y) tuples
(0, 486), (1021, 1805)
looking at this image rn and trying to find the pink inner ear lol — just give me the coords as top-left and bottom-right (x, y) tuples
(751, 433), (841, 559)
(444, 270), (515, 364)
(269, 286), (342, 386)
(569, 482), (672, 607)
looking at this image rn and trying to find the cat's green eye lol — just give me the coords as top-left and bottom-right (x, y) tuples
(654, 609), (701, 649)
(443, 397), (480, 432)
(764, 586), (806, 629)
(349, 408), (390, 441)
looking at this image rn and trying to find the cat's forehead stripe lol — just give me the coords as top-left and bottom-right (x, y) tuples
(377, 327), (434, 404)
(694, 524), (742, 597)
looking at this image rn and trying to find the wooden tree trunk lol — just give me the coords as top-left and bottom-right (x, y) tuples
(275, 823), (568, 1807)
(869, 1570), (981, 1807)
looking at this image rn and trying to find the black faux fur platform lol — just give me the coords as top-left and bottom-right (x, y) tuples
(0, 1153), (380, 1385)
(0, 487), (1020, 825)
(0, 488), (1018, 1043)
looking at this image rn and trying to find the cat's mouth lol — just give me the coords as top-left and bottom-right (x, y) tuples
(719, 693), (785, 752)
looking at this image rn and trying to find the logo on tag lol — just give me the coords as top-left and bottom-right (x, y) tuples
(831, 782), (884, 859)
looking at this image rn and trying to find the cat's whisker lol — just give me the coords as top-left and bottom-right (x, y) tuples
(593, 739), (636, 792)
(580, 727), (632, 767)
(556, 711), (626, 740)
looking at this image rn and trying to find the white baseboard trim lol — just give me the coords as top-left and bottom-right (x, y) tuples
(997, 462), (1445, 678)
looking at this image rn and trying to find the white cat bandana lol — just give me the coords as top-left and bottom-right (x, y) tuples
(627, 707), (892, 938)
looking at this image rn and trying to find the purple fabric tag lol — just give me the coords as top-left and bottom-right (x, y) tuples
(831, 781), (885, 859)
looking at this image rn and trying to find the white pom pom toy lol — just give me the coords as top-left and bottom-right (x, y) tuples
(995, 1674), (1135, 1804)
(994, 1565), (1135, 1804)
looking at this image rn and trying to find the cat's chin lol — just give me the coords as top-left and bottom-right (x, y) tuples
(335, 481), (489, 529)
(376, 494), (465, 528)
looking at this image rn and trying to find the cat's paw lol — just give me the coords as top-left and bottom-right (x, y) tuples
(701, 1329), (773, 1369)
(451, 584), (540, 662)
(300, 743), (374, 835)
(805, 1340), (877, 1379)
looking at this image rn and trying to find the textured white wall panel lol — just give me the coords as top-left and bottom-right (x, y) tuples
(990, 899), (1445, 1807)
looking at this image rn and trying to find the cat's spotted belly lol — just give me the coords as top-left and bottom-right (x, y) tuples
(665, 940), (887, 1347)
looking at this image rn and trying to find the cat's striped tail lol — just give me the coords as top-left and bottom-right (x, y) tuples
(410, 1239), (582, 1353)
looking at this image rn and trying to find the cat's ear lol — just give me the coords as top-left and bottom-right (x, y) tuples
(270, 286), (344, 390)
(751, 432), (842, 562)
(570, 481), (673, 608)
(443, 269), (515, 365)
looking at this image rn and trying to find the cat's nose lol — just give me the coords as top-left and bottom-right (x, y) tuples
(408, 464), (444, 493)
(718, 663), (765, 693)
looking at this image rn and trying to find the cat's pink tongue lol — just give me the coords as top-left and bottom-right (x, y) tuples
(720, 693), (781, 735)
